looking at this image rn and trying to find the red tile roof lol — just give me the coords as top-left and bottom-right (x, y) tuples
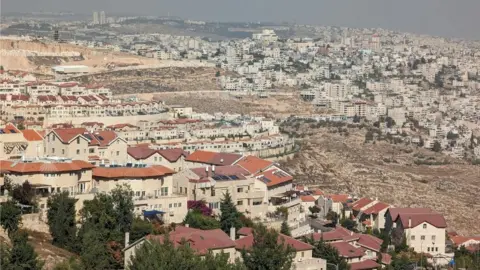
(157, 148), (188, 162)
(349, 259), (380, 270)
(301, 195), (316, 202)
(312, 189), (324, 196)
(450, 236), (480, 247)
(146, 226), (235, 255)
(237, 227), (253, 236)
(352, 198), (374, 211)
(235, 231), (312, 252)
(386, 208), (433, 222)
(21, 129), (43, 141)
(5, 160), (94, 173)
(191, 165), (250, 180)
(255, 168), (293, 187)
(51, 128), (121, 147)
(235, 155), (273, 174)
(363, 202), (390, 215)
(329, 241), (365, 258)
(381, 253), (392, 265)
(327, 194), (350, 203)
(128, 147), (187, 162)
(309, 226), (354, 242)
(0, 160), (13, 173)
(186, 150), (242, 166)
(396, 213), (447, 229)
(93, 165), (175, 179)
(356, 234), (383, 252)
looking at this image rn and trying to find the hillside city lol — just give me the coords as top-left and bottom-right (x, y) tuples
(0, 10), (479, 270)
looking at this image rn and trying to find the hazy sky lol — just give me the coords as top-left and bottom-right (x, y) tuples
(3, 0), (480, 40)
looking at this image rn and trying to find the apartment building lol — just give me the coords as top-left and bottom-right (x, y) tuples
(92, 165), (186, 223)
(2, 157), (95, 196)
(127, 146), (187, 172)
(174, 165), (269, 218)
(0, 124), (44, 160)
(45, 128), (128, 164)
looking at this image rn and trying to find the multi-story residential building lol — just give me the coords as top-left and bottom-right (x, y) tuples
(127, 147), (187, 172)
(173, 165), (269, 218)
(45, 128), (128, 164)
(92, 165), (186, 223)
(0, 124), (44, 160)
(2, 157), (95, 196)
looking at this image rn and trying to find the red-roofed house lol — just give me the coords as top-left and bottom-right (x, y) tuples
(173, 165), (269, 219)
(127, 146), (188, 172)
(315, 194), (352, 220)
(124, 226), (237, 267)
(357, 202), (390, 231)
(235, 227), (326, 270)
(92, 164), (186, 223)
(450, 235), (480, 251)
(45, 128), (127, 164)
(391, 210), (447, 256)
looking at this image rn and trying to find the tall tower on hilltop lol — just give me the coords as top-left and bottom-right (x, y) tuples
(93, 11), (99, 24)
(100, 11), (106, 24)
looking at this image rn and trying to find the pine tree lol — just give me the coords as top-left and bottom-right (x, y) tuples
(241, 224), (295, 270)
(280, 220), (291, 236)
(47, 192), (77, 251)
(0, 200), (22, 235)
(5, 231), (44, 270)
(219, 191), (243, 234)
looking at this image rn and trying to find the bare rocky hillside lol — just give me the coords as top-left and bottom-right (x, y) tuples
(281, 123), (480, 235)
(73, 67), (221, 94)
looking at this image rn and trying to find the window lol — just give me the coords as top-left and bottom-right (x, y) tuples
(202, 189), (206, 195)
(135, 191), (140, 197)
(427, 247), (430, 252)
(237, 200), (243, 206)
(174, 203), (177, 207)
(178, 203), (182, 207)
(185, 188), (188, 194)
(77, 137), (80, 144)
(141, 191), (145, 196)
(52, 148), (55, 153)
(169, 203), (172, 208)
(179, 187), (183, 194)
(161, 187), (168, 196)
(237, 187), (244, 193)
(435, 247), (438, 252)
(62, 149), (65, 155)
(423, 224), (427, 229)
(116, 151), (120, 156)
(421, 236), (425, 240)
(431, 235), (436, 241)
(52, 135), (55, 141)
(76, 149), (80, 155)
(89, 148), (95, 153)
(154, 157), (157, 162)
(411, 235), (415, 240)
(301, 252), (304, 257)
(211, 188), (215, 197)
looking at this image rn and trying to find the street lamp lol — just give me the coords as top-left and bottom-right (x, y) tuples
(326, 262), (338, 270)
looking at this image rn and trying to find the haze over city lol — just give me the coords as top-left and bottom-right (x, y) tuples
(3, 0), (480, 39)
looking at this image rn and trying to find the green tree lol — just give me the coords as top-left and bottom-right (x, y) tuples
(3, 230), (44, 270)
(183, 210), (220, 230)
(303, 236), (349, 270)
(432, 141), (442, 152)
(11, 181), (36, 206)
(215, 71), (221, 77)
(129, 233), (245, 270)
(80, 228), (119, 270)
(130, 217), (154, 243)
(241, 224), (295, 270)
(220, 191), (243, 234)
(0, 200), (22, 235)
(47, 192), (77, 251)
(340, 218), (357, 232)
(280, 220), (291, 236)
(78, 185), (134, 269)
